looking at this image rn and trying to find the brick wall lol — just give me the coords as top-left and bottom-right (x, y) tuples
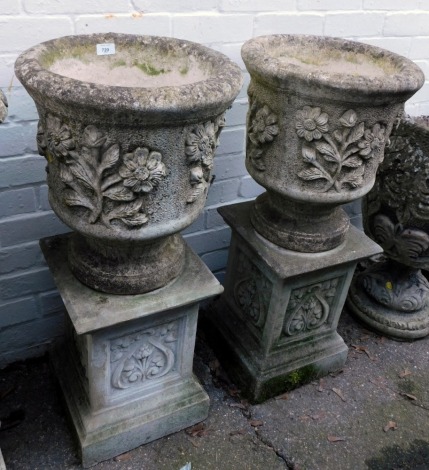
(1, 0), (428, 366)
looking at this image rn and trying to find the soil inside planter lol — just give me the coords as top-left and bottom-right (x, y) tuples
(48, 51), (209, 87)
(275, 46), (398, 78)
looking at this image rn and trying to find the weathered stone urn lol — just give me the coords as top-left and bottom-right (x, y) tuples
(0, 89), (7, 123)
(15, 33), (242, 294)
(241, 35), (424, 252)
(348, 115), (429, 339)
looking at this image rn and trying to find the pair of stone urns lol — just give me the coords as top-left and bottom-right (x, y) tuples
(15, 33), (428, 465)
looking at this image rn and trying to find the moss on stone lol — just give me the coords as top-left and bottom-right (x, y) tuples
(132, 60), (168, 76)
(257, 365), (318, 403)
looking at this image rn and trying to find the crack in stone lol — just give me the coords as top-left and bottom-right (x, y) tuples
(254, 429), (295, 469)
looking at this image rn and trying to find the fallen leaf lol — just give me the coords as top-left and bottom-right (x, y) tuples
(229, 428), (246, 436)
(383, 420), (397, 432)
(189, 438), (200, 448)
(229, 402), (247, 410)
(310, 412), (326, 421)
(400, 392), (417, 401)
(275, 392), (289, 400)
(327, 435), (346, 442)
(185, 423), (208, 437)
(398, 369), (412, 378)
(332, 387), (346, 402)
(114, 452), (132, 462)
(318, 379), (324, 392)
(250, 419), (263, 427)
(351, 344), (374, 360)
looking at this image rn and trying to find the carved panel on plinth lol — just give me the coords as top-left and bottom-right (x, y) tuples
(281, 276), (343, 340)
(232, 250), (273, 332)
(109, 320), (179, 392)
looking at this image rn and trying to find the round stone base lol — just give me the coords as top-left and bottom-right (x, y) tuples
(347, 274), (429, 340)
(250, 192), (350, 253)
(68, 233), (186, 295)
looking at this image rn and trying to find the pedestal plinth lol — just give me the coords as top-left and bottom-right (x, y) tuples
(40, 234), (222, 467)
(207, 202), (381, 403)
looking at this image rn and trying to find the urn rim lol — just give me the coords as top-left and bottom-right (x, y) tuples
(15, 33), (243, 124)
(241, 34), (424, 103)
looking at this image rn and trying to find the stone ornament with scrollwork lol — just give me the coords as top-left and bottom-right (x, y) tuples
(348, 116), (429, 339)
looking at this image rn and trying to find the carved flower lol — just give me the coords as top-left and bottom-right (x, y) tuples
(45, 114), (75, 158)
(119, 147), (166, 193)
(295, 106), (329, 141)
(135, 344), (154, 360)
(82, 125), (107, 148)
(185, 121), (217, 170)
(358, 123), (386, 158)
(339, 109), (358, 128)
(248, 105), (279, 145)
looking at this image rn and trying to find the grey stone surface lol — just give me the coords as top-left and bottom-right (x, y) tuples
(241, 34), (424, 252)
(41, 234), (223, 466)
(349, 116), (429, 339)
(206, 201), (382, 403)
(15, 33), (243, 294)
(40, 233), (223, 334)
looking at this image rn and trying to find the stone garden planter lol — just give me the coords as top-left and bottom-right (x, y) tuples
(348, 116), (429, 339)
(241, 35), (424, 252)
(15, 33), (242, 294)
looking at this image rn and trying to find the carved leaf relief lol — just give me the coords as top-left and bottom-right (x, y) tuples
(185, 114), (225, 204)
(38, 113), (166, 228)
(233, 252), (272, 330)
(283, 278), (340, 337)
(295, 107), (386, 192)
(110, 322), (178, 390)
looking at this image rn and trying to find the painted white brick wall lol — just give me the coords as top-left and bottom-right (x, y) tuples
(1, 0), (428, 366)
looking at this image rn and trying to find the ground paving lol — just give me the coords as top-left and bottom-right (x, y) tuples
(0, 309), (428, 470)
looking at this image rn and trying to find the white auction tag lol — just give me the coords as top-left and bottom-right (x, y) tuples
(96, 43), (116, 56)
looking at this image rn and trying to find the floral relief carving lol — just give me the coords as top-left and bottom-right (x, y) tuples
(247, 100), (279, 171)
(295, 106), (386, 192)
(37, 113), (166, 228)
(110, 322), (178, 390)
(283, 278), (340, 337)
(233, 252), (272, 329)
(185, 114), (225, 203)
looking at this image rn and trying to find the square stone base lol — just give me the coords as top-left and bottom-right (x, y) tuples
(206, 202), (381, 403)
(41, 234), (223, 467)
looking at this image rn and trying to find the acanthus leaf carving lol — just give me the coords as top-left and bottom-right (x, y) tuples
(283, 278), (340, 337)
(295, 107), (386, 193)
(233, 251), (272, 330)
(110, 322), (178, 390)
